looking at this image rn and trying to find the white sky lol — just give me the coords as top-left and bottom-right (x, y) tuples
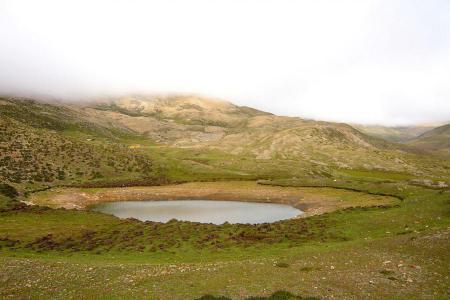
(0, 0), (449, 125)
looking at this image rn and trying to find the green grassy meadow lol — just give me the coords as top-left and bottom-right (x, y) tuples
(0, 177), (449, 299)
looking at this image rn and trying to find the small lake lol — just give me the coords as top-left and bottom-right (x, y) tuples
(91, 200), (302, 224)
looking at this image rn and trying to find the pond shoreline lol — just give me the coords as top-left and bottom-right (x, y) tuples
(28, 181), (399, 218)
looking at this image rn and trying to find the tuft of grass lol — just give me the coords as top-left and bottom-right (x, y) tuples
(275, 262), (289, 268)
(379, 269), (395, 276)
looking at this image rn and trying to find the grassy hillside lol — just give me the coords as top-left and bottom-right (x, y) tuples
(407, 123), (450, 152)
(351, 124), (437, 142)
(85, 96), (448, 177)
(1, 96), (449, 194)
(0, 98), (167, 191)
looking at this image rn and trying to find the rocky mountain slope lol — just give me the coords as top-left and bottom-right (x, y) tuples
(1, 95), (449, 191)
(82, 95), (424, 171)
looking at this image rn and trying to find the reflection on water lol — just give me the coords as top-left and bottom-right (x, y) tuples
(92, 200), (302, 224)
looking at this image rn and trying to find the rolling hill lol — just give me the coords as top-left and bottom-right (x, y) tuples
(1, 95), (449, 193)
(0, 98), (167, 190)
(407, 123), (450, 152)
(351, 124), (437, 142)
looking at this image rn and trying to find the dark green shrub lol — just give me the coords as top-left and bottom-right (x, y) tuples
(0, 183), (18, 198)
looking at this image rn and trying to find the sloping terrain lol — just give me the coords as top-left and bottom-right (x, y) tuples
(0, 98), (166, 189)
(407, 123), (450, 152)
(81, 95), (448, 177)
(351, 124), (437, 142)
(1, 95), (449, 193)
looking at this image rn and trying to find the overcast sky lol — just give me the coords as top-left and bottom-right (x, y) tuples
(1, 0), (449, 125)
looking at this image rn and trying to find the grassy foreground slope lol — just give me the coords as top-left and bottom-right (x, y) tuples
(0, 178), (449, 299)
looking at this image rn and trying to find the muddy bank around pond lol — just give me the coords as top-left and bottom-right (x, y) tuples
(28, 181), (399, 218)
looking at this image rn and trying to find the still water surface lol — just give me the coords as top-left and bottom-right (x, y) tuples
(92, 200), (302, 224)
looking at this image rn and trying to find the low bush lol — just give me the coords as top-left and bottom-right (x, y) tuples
(0, 183), (18, 198)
